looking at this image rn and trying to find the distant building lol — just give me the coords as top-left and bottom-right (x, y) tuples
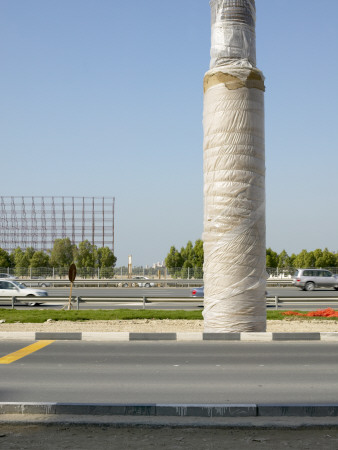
(152, 261), (164, 269)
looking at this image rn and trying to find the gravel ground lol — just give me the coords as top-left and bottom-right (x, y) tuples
(1, 319), (338, 332)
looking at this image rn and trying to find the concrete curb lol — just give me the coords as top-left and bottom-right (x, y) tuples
(1, 402), (338, 417)
(1, 331), (338, 341)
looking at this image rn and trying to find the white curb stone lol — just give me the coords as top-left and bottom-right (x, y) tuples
(240, 332), (273, 341)
(0, 332), (35, 341)
(176, 332), (204, 341)
(320, 332), (338, 341)
(81, 332), (129, 341)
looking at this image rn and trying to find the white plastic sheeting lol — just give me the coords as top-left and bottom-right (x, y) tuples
(210, 0), (256, 69)
(203, 0), (266, 333)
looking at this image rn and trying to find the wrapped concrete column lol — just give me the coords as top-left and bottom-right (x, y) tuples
(203, 0), (266, 332)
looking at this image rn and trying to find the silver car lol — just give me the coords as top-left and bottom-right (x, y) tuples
(191, 286), (204, 297)
(122, 276), (155, 288)
(292, 269), (338, 291)
(0, 273), (16, 279)
(0, 279), (48, 305)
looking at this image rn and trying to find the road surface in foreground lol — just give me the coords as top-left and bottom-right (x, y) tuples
(1, 341), (338, 404)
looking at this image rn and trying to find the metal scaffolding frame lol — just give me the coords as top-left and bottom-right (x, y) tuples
(0, 196), (115, 254)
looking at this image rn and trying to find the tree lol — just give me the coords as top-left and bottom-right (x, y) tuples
(12, 247), (34, 268)
(293, 249), (309, 268)
(97, 247), (117, 268)
(192, 239), (204, 267)
(164, 240), (204, 278)
(11, 247), (35, 276)
(277, 250), (291, 269)
(76, 240), (97, 268)
(30, 251), (50, 268)
(180, 241), (194, 264)
(304, 251), (316, 268)
(50, 238), (76, 267)
(313, 248), (323, 260)
(165, 246), (184, 277)
(97, 247), (117, 277)
(315, 248), (336, 268)
(266, 248), (278, 268)
(165, 246), (183, 270)
(289, 253), (297, 268)
(0, 248), (12, 268)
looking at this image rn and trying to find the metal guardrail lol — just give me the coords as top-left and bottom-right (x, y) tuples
(266, 280), (293, 287)
(266, 295), (338, 310)
(18, 279), (205, 288)
(0, 296), (202, 310)
(1, 295), (338, 310)
(17, 278), (293, 288)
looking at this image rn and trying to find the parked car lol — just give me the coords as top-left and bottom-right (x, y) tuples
(0, 273), (16, 279)
(292, 269), (338, 291)
(0, 280), (48, 305)
(122, 276), (155, 288)
(191, 286), (204, 297)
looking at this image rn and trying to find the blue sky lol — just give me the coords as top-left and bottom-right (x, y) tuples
(1, 0), (338, 266)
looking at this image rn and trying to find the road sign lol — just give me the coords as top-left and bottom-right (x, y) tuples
(69, 263), (77, 283)
(64, 263), (77, 310)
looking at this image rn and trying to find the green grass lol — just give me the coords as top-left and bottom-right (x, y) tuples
(0, 309), (337, 324)
(0, 309), (203, 323)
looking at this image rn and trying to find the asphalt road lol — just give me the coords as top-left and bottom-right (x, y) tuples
(44, 286), (338, 298)
(47, 286), (338, 300)
(1, 341), (338, 404)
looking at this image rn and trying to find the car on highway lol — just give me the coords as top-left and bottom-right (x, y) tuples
(0, 273), (16, 279)
(0, 279), (48, 305)
(122, 276), (155, 288)
(29, 277), (51, 288)
(191, 286), (204, 297)
(292, 269), (338, 291)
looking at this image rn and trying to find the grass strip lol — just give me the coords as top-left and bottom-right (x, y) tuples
(0, 309), (203, 323)
(0, 309), (337, 324)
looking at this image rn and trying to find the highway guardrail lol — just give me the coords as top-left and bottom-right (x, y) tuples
(0, 294), (338, 310)
(16, 278), (294, 288)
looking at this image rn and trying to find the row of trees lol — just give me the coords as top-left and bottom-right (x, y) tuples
(165, 241), (338, 276)
(0, 238), (117, 270)
(266, 248), (338, 270)
(165, 240), (204, 277)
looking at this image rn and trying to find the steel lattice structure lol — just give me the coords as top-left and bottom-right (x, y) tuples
(0, 196), (115, 253)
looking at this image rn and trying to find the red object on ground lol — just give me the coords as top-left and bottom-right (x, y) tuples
(283, 308), (338, 318)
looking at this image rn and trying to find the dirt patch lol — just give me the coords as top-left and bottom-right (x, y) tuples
(1, 424), (338, 449)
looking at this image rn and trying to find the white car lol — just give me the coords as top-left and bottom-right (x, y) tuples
(0, 279), (48, 305)
(132, 276), (155, 287)
(122, 276), (155, 288)
(0, 273), (16, 279)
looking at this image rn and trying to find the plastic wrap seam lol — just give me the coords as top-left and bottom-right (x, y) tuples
(204, 69), (264, 93)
